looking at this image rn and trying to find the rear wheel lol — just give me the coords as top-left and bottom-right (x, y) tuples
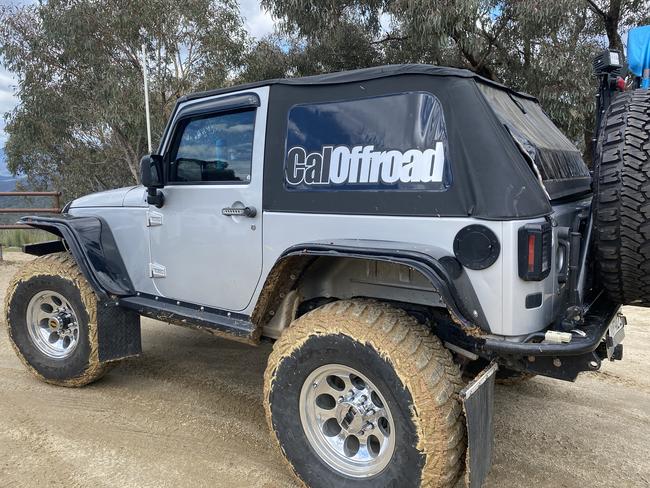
(593, 89), (650, 305)
(4, 253), (111, 387)
(264, 299), (465, 487)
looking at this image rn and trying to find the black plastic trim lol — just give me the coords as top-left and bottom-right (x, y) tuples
(525, 293), (543, 309)
(19, 215), (134, 298)
(544, 177), (593, 201)
(175, 92), (260, 119)
(281, 243), (486, 331)
(119, 294), (257, 340)
(23, 239), (66, 256)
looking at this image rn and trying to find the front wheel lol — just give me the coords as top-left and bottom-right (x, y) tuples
(4, 252), (111, 387)
(264, 300), (465, 487)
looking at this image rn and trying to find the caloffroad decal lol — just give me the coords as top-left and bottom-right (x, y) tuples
(285, 142), (445, 189)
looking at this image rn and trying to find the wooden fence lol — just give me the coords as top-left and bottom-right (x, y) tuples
(0, 191), (61, 260)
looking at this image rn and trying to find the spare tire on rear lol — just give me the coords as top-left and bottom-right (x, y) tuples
(593, 89), (650, 306)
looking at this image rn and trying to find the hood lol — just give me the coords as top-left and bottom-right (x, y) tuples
(69, 186), (146, 208)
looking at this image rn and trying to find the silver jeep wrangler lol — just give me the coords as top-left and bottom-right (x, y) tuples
(5, 56), (650, 487)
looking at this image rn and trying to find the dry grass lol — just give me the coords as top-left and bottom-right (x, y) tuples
(0, 229), (52, 249)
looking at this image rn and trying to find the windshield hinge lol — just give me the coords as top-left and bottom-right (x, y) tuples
(147, 210), (163, 227)
(149, 263), (166, 278)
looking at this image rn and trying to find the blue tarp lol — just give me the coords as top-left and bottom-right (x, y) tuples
(628, 26), (650, 77)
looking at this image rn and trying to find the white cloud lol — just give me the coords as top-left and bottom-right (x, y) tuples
(0, 66), (18, 151)
(379, 12), (393, 35)
(239, 0), (277, 40)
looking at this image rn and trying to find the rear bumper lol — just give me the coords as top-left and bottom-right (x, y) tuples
(471, 292), (622, 381)
(481, 292), (619, 357)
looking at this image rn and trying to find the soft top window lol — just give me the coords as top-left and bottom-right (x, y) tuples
(284, 92), (451, 191)
(478, 83), (591, 199)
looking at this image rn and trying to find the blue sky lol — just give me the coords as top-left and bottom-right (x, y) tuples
(0, 68), (17, 176)
(0, 0), (278, 176)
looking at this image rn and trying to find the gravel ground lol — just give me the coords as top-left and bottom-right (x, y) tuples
(1, 252), (649, 487)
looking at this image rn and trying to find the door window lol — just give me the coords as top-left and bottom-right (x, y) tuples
(169, 109), (256, 183)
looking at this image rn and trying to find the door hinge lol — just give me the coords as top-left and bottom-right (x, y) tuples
(149, 263), (166, 278)
(147, 210), (164, 227)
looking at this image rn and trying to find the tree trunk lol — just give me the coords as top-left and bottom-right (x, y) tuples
(112, 127), (141, 184)
(604, 0), (624, 59)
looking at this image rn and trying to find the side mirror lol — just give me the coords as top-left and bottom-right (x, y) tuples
(140, 154), (164, 188)
(140, 154), (165, 208)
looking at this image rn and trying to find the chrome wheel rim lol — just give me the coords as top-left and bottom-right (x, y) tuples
(26, 290), (80, 360)
(299, 364), (396, 478)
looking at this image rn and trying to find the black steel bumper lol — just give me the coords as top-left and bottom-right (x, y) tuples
(477, 292), (621, 381)
(481, 292), (619, 357)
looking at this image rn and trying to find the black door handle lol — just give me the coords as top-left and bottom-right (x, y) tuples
(222, 206), (257, 218)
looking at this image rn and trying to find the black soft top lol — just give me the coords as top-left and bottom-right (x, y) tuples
(171, 64), (591, 219)
(180, 64), (538, 103)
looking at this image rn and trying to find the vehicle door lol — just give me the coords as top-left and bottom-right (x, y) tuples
(147, 88), (268, 311)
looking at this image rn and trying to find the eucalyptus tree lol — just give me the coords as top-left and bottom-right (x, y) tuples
(259, 0), (650, 160)
(0, 0), (248, 198)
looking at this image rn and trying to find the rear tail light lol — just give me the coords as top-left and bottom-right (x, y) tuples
(518, 222), (552, 281)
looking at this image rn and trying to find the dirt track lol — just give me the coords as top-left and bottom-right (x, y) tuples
(1, 252), (649, 487)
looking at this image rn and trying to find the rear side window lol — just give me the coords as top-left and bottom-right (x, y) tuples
(169, 109), (256, 183)
(478, 83), (590, 199)
(284, 92), (451, 191)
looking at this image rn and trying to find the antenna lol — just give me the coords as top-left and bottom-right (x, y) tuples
(142, 44), (153, 153)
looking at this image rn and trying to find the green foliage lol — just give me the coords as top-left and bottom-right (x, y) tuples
(0, 0), (248, 201)
(2, 0), (649, 196)
(256, 0), (650, 160)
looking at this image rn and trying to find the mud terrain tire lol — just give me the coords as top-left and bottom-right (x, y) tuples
(594, 89), (650, 306)
(4, 252), (111, 387)
(264, 299), (465, 488)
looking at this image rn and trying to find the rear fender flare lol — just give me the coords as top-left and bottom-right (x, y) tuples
(252, 241), (489, 332)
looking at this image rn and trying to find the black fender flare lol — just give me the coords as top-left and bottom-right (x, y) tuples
(257, 241), (489, 332)
(20, 215), (134, 299)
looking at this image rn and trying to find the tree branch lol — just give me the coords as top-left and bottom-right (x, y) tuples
(585, 0), (606, 18)
(370, 35), (408, 45)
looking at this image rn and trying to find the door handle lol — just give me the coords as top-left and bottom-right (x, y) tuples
(222, 206), (257, 218)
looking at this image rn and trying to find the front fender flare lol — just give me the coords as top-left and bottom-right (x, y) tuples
(20, 215), (134, 298)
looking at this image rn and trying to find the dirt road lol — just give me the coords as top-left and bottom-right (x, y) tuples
(1, 253), (649, 487)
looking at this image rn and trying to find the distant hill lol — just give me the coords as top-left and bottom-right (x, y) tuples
(0, 175), (17, 192)
(0, 148), (8, 177)
(0, 174), (50, 225)
(0, 149), (18, 193)
(0, 149), (27, 191)
(0, 149), (54, 224)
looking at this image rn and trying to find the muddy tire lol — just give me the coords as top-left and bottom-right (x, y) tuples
(593, 89), (650, 305)
(264, 299), (465, 488)
(4, 252), (111, 387)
